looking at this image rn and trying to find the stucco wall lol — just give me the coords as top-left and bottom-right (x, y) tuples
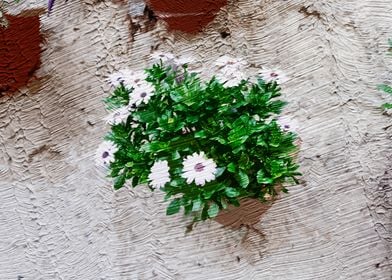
(1, 0), (391, 279)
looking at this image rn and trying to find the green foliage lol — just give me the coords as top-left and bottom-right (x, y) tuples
(378, 40), (392, 110)
(104, 63), (301, 220)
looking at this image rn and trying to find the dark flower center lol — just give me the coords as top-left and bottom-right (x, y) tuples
(194, 163), (205, 172)
(102, 151), (109, 158)
(284, 124), (290, 129)
(270, 72), (278, 78)
(140, 92), (147, 98)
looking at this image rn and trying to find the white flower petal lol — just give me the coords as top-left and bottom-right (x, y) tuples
(108, 69), (134, 87)
(104, 106), (131, 125)
(276, 116), (299, 132)
(148, 160), (171, 189)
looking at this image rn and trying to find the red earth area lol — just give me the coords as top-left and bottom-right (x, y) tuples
(0, 14), (42, 94)
(147, 0), (227, 33)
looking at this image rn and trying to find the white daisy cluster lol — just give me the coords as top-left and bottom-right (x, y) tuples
(214, 55), (289, 87)
(148, 152), (217, 189)
(97, 68), (156, 168)
(104, 69), (155, 126)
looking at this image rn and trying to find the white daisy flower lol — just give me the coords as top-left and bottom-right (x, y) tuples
(108, 69), (134, 88)
(104, 106), (131, 125)
(182, 152), (217, 186)
(259, 69), (288, 84)
(148, 160), (171, 189)
(276, 116), (299, 133)
(127, 71), (155, 106)
(95, 141), (118, 168)
(129, 84), (155, 106)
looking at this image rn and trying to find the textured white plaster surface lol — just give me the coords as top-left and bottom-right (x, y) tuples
(0, 0), (391, 279)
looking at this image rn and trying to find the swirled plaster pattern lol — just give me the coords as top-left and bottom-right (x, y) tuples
(0, 0), (391, 279)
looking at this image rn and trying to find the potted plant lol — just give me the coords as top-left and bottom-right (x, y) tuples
(97, 53), (301, 222)
(146, 0), (227, 33)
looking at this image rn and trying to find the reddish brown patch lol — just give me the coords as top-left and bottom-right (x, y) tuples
(0, 13), (42, 94)
(215, 198), (274, 229)
(147, 0), (227, 33)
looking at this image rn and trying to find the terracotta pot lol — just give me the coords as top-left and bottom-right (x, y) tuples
(215, 198), (275, 229)
(0, 11), (42, 94)
(215, 139), (302, 229)
(146, 0), (227, 33)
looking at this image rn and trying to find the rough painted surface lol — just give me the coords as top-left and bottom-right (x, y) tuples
(1, 0), (391, 279)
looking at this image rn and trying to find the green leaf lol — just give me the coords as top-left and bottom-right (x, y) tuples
(203, 183), (225, 199)
(257, 170), (273, 184)
(132, 176), (139, 187)
(382, 103), (392, 109)
(140, 141), (169, 153)
(220, 198), (228, 209)
(227, 163), (236, 173)
(194, 130), (207, 138)
(378, 84), (392, 95)
(236, 171), (249, 188)
(207, 203), (220, 218)
(192, 198), (203, 212)
(215, 167), (226, 178)
(201, 204), (209, 220)
(256, 136), (267, 147)
(171, 151), (181, 160)
(166, 198), (181, 215)
(225, 187), (240, 198)
(114, 173), (126, 190)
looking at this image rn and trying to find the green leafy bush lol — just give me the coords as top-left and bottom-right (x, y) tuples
(98, 55), (301, 220)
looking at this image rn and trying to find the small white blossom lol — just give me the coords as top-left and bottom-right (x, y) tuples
(259, 69), (288, 84)
(182, 152), (217, 186)
(148, 160), (171, 189)
(108, 69), (134, 88)
(104, 106), (131, 125)
(276, 116), (299, 133)
(95, 141), (118, 168)
(127, 71), (155, 106)
(129, 85), (154, 106)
